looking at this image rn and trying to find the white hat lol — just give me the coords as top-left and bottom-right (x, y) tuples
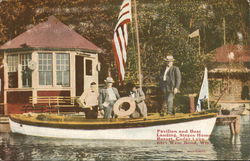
(164, 55), (175, 62)
(104, 77), (114, 83)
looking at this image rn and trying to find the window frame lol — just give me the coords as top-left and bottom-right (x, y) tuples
(56, 53), (70, 87)
(7, 54), (18, 88)
(85, 58), (93, 76)
(5, 51), (73, 90)
(38, 52), (53, 87)
(6, 53), (33, 89)
(20, 53), (32, 88)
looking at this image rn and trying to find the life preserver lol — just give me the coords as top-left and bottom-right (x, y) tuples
(28, 60), (37, 71)
(113, 97), (136, 117)
(96, 62), (101, 71)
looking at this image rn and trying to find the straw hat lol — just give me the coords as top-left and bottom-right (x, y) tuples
(104, 77), (114, 83)
(164, 55), (175, 62)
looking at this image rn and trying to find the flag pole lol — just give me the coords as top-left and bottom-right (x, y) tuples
(199, 33), (201, 55)
(133, 0), (142, 89)
(206, 67), (210, 109)
(223, 17), (226, 45)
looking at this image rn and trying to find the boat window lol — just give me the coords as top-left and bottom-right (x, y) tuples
(20, 54), (32, 88)
(86, 59), (92, 76)
(56, 53), (70, 86)
(38, 53), (52, 85)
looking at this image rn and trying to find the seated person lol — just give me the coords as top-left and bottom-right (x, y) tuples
(99, 77), (120, 119)
(126, 82), (147, 118)
(77, 82), (99, 119)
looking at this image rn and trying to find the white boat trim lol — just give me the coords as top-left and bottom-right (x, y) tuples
(9, 117), (216, 140)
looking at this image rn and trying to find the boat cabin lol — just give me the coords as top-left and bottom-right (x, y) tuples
(0, 16), (102, 114)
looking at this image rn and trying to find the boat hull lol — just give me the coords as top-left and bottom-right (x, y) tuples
(9, 116), (216, 140)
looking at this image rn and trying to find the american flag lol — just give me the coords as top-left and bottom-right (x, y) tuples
(112, 0), (132, 81)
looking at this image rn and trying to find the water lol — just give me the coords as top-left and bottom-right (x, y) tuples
(0, 116), (249, 161)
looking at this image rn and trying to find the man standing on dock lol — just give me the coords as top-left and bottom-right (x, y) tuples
(159, 55), (181, 116)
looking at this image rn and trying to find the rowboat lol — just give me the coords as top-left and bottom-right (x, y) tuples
(9, 112), (216, 140)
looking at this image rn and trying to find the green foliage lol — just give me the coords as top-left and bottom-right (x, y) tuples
(127, 0), (249, 94)
(0, 0), (249, 94)
(202, 100), (221, 113)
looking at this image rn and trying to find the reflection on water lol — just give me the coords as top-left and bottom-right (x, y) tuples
(0, 116), (249, 160)
(210, 115), (250, 160)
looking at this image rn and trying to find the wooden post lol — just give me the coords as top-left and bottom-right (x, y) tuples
(198, 34), (201, 55)
(229, 115), (240, 135)
(234, 115), (240, 134)
(223, 17), (226, 45)
(230, 122), (235, 135)
(189, 95), (195, 113)
(133, 0), (142, 89)
(217, 115), (240, 135)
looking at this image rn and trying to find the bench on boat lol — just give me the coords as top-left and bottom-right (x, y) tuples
(23, 96), (81, 114)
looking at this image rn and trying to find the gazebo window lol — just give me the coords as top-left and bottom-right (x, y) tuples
(38, 53), (52, 85)
(20, 54), (32, 87)
(56, 53), (70, 86)
(7, 55), (18, 88)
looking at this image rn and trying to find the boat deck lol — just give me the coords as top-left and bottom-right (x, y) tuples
(9, 112), (217, 130)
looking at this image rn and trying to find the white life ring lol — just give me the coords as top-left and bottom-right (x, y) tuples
(113, 97), (136, 117)
(28, 60), (37, 70)
(96, 62), (101, 71)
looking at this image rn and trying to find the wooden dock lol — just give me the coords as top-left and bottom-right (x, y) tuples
(0, 116), (10, 133)
(216, 115), (240, 135)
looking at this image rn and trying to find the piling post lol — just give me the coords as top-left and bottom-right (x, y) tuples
(188, 94), (196, 113)
(234, 115), (240, 134)
(217, 115), (241, 135)
(230, 122), (235, 135)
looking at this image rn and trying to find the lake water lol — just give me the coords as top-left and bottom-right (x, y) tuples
(0, 116), (249, 161)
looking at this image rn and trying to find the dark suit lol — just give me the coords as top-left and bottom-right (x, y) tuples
(159, 65), (181, 114)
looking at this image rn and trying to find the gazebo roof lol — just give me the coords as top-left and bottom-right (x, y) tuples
(214, 44), (250, 63)
(0, 16), (102, 53)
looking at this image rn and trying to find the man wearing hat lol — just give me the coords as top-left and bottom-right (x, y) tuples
(126, 82), (147, 118)
(159, 55), (181, 116)
(99, 77), (120, 119)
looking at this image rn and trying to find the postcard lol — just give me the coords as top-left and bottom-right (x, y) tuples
(0, 0), (250, 160)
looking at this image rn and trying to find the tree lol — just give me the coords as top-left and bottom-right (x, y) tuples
(0, 0), (248, 94)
